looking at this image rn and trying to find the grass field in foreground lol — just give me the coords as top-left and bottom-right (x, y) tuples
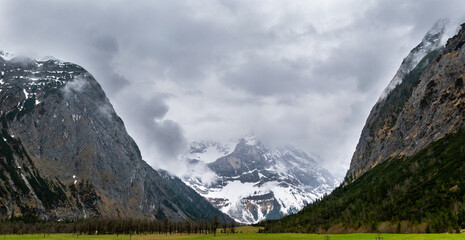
(2, 226), (464, 240)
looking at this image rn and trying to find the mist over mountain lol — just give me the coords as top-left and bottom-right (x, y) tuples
(0, 52), (229, 222)
(348, 19), (449, 179)
(262, 20), (465, 234)
(2, 1), (465, 180)
(182, 136), (338, 224)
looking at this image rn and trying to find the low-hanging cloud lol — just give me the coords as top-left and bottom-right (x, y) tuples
(111, 92), (188, 172)
(63, 76), (89, 94)
(1, 0), (465, 178)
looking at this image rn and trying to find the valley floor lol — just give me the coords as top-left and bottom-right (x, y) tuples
(1, 227), (464, 240)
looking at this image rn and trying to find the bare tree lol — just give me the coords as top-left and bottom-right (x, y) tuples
(211, 215), (219, 236)
(229, 220), (236, 234)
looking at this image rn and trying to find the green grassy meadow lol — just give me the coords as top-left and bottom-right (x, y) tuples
(1, 227), (464, 240)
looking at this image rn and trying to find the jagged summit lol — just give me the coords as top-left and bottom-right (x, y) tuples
(379, 19), (448, 101)
(182, 136), (337, 224)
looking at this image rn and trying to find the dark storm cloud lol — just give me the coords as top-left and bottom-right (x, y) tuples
(222, 55), (309, 96)
(111, 92), (187, 164)
(1, 0), (464, 177)
(88, 35), (130, 94)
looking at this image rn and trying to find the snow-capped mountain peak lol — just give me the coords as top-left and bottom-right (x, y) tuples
(182, 137), (338, 224)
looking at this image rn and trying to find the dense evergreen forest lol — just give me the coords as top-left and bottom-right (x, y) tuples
(0, 216), (238, 235)
(260, 129), (465, 233)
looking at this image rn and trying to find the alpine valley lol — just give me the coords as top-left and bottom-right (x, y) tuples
(0, 51), (230, 222)
(182, 136), (339, 224)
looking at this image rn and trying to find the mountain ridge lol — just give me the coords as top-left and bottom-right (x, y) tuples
(347, 19), (450, 179)
(0, 52), (229, 222)
(261, 21), (465, 234)
(182, 136), (338, 224)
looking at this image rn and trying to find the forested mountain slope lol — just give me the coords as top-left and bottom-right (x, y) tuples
(261, 22), (465, 233)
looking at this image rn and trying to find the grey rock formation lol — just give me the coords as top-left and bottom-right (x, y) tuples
(0, 54), (229, 222)
(347, 21), (465, 180)
(183, 136), (338, 223)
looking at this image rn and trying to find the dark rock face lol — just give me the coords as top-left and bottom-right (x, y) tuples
(0, 54), (228, 221)
(347, 22), (465, 180)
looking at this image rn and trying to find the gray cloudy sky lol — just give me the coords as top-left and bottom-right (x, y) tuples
(1, 0), (464, 178)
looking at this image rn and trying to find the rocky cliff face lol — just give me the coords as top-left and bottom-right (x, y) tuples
(0, 53), (228, 221)
(261, 21), (465, 234)
(183, 137), (338, 223)
(347, 21), (465, 180)
(378, 19), (448, 100)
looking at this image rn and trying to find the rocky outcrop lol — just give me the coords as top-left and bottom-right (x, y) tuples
(0, 54), (228, 221)
(347, 22), (465, 180)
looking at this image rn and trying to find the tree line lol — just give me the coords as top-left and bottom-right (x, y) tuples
(0, 215), (239, 236)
